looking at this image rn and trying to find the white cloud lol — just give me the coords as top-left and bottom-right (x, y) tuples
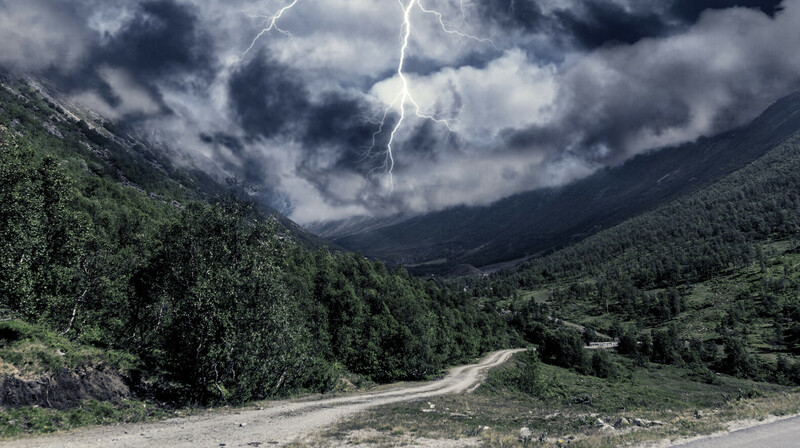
(0, 0), (89, 72)
(71, 67), (161, 119)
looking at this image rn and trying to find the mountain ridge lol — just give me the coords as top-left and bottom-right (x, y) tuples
(2, 74), (332, 250)
(319, 90), (800, 275)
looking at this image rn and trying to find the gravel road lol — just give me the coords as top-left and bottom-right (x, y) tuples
(1, 349), (524, 448)
(669, 414), (800, 448)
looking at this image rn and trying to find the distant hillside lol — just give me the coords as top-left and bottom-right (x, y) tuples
(321, 91), (800, 275)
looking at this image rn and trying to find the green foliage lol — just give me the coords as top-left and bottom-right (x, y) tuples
(617, 331), (638, 356)
(483, 349), (550, 397)
(0, 126), (45, 314)
(540, 329), (586, 371)
(776, 354), (800, 384)
(129, 202), (326, 402)
(0, 399), (170, 437)
(590, 350), (617, 379)
(718, 336), (759, 379)
(0, 320), (138, 377)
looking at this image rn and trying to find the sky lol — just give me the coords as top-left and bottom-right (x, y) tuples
(1, 0), (799, 224)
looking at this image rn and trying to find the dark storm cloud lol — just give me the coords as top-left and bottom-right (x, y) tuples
(229, 53), (310, 139)
(198, 132), (285, 202)
(501, 1), (799, 167)
(553, 3), (668, 49)
(398, 120), (457, 163)
(4, 0), (799, 223)
(199, 133), (245, 154)
(670, 0), (784, 22)
(502, 91), (693, 164)
(501, 68), (694, 163)
(28, 0), (215, 118)
(476, 0), (546, 33)
(303, 92), (380, 158)
(229, 56), (391, 174)
(477, 0), (673, 51)
(100, 1), (214, 80)
(478, 0), (784, 50)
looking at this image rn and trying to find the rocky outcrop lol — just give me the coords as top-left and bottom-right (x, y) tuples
(0, 366), (130, 409)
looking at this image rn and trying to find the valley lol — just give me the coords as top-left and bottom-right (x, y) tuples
(3, 49), (800, 448)
(316, 91), (800, 275)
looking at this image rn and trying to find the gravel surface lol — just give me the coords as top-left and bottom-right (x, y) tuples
(1, 349), (524, 448)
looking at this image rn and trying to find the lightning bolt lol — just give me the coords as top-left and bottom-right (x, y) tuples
(237, 0), (492, 192)
(370, 0), (493, 192)
(419, 2), (495, 47)
(240, 0), (299, 61)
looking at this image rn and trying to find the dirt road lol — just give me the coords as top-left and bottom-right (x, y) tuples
(2, 349), (524, 448)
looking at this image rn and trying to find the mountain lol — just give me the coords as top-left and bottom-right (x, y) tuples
(1, 75), (329, 250)
(317, 91), (800, 275)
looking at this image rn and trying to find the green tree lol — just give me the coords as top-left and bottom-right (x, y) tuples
(136, 202), (327, 402)
(720, 336), (758, 379)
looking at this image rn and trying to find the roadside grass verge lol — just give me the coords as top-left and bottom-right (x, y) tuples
(0, 399), (176, 438)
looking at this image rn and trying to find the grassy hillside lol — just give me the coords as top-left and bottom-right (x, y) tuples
(446, 119), (800, 392)
(316, 349), (799, 447)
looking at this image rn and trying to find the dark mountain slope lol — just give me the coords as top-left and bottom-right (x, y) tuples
(328, 91), (800, 274)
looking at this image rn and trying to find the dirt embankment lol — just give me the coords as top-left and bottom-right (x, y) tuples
(0, 366), (130, 409)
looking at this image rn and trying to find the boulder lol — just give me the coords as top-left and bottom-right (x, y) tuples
(594, 418), (607, 427)
(614, 417), (630, 429)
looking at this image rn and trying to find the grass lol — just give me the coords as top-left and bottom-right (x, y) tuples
(521, 289), (554, 304)
(0, 320), (139, 378)
(0, 399), (177, 438)
(314, 351), (800, 447)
